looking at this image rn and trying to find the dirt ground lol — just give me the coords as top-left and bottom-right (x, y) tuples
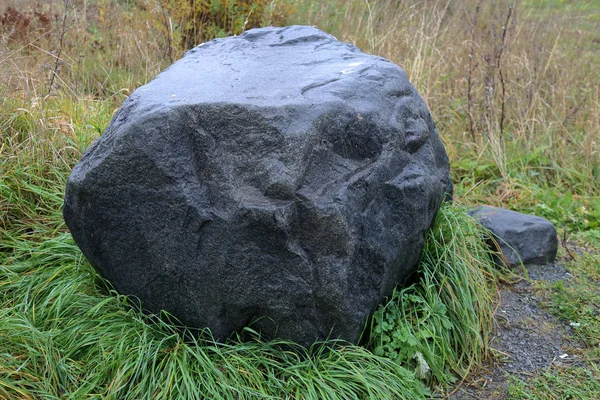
(449, 261), (584, 399)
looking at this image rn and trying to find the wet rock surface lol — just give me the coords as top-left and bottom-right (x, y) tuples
(469, 206), (558, 266)
(63, 26), (452, 346)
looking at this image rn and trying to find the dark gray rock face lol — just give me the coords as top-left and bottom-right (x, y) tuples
(64, 26), (452, 346)
(469, 206), (558, 266)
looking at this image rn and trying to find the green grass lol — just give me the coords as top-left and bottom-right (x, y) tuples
(542, 253), (600, 348)
(452, 142), (600, 233)
(370, 204), (514, 387)
(523, 0), (600, 12)
(507, 364), (600, 399)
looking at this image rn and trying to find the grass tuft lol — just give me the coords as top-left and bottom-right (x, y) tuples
(370, 203), (514, 387)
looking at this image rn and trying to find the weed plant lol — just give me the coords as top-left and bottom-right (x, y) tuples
(370, 203), (514, 387)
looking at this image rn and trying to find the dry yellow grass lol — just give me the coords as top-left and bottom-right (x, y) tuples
(294, 0), (599, 185)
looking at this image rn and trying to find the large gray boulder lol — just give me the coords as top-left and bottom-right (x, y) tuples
(64, 26), (452, 346)
(469, 206), (558, 266)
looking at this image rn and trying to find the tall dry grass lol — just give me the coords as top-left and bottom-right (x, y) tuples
(293, 0), (599, 192)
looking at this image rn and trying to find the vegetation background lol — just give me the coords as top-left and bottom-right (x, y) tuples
(1, 0), (599, 398)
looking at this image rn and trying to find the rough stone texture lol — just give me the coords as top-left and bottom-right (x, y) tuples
(63, 25), (452, 346)
(469, 206), (558, 266)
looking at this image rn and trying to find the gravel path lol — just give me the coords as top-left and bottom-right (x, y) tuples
(449, 262), (583, 399)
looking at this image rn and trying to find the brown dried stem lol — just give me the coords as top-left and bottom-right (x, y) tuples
(47, 0), (71, 96)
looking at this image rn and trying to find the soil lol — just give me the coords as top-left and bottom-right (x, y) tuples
(448, 260), (585, 399)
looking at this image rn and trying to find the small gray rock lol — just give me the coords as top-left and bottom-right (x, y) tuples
(64, 26), (452, 346)
(469, 206), (558, 266)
